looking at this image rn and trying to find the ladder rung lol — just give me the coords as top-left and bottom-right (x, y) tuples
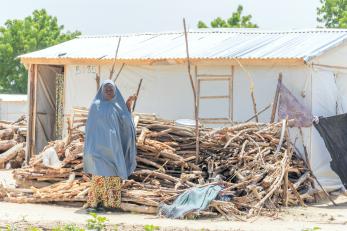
(197, 76), (231, 81)
(199, 95), (229, 99)
(196, 74), (232, 77)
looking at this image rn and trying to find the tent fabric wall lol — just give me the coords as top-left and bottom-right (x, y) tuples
(335, 73), (347, 113)
(64, 64), (195, 120)
(0, 101), (27, 121)
(0, 95), (27, 121)
(309, 43), (347, 191)
(311, 41), (347, 67)
(233, 66), (312, 122)
(64, 63), (311, 123)
(311, 69), (345, 190)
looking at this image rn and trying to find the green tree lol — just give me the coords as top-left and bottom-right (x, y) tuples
(197, 5), (258, 28)
(0, 9), (81, 93)
(317, 0), (347, 28)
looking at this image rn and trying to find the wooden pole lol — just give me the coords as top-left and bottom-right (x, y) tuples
(283, 168), (289, 206)
(96, 65), (100, 91)
(113, 63), (126, 83)
(251, 91), (258, 122)
(26, 64), (36, 164)
(109, 37), (121, 80)
(298, 127), (337, 206)
(270, 73), (283, 123)
(283, 120), (291, 207)
(230, 66), (234, 121)
(132, 78), (143, 112)
(183, 18), (200, 164)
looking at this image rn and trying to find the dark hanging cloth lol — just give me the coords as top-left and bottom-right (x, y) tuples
(314, 114), (347, 189)
(278, 83), (313, 127)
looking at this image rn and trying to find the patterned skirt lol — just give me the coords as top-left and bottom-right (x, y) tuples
(86, 176), (122, 208)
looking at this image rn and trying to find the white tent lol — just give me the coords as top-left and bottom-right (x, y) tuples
(0, 94), (27, 121)
(20, 28), (347, 191)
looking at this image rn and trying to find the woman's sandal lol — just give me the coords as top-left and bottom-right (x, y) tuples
(83, 203), (105, 213)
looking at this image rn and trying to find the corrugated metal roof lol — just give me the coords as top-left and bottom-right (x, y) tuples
(19, 28), (347, 62)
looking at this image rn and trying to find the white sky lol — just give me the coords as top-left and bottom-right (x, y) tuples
(0, 0), (321, 35)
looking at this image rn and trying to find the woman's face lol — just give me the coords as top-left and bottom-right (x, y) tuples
(103, 84), (115, 101)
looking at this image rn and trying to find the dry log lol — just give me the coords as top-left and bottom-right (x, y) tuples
(294, 172), (310, 189)
(0, 128), (14, 140)
(136, 156), (163, 170)
(0, 140), (17, 152)
(0, 143), (24, 166)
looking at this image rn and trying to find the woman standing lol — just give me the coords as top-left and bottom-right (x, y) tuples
(83, 80), (137, 211)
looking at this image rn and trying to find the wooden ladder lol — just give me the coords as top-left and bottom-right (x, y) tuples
(195, 66), (234, 125)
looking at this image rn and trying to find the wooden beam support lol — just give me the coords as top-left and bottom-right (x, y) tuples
(183, 18), (200, 164)
(270, 73), (283, 123)
(26, 64), (37, 164)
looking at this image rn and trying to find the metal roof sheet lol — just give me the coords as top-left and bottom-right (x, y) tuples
(19, 28), (347, 62)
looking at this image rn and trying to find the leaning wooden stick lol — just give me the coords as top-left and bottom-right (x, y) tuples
(245, 103), (272, 122)
(95, 65), (101, 91)
(132, 78), (143, 112)
(283, 120), (293, 207)
(183, 18), (200, 164)
(270, 73), (283, 123)
(109, 37), (121, 80)
(113, 63), (126, 83)
(250, 91), (258, 122)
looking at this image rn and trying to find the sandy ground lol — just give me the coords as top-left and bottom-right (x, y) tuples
(1, 170), (347, 231)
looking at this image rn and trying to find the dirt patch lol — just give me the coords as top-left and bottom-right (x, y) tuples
(1, 198), (347, 231)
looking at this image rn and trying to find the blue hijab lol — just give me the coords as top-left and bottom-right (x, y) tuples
(83, 80), (137, 179)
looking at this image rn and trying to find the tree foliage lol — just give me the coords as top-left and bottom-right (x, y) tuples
(0, 9), (81, 93)
(198, 5), (258, 28)
(317, 0), (347, 28)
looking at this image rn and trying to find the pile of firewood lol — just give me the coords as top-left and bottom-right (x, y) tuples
(11, 109), (85, 186)
(0, 116), (27, 169)
(1, 110), (314, 219)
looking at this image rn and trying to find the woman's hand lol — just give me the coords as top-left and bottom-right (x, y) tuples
(126, 94), (137, 111)
(127, 95), (137, 102)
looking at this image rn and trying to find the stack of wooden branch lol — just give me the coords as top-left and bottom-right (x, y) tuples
(1, 111), (314, 219)
(0, 115), (27, 169)
(12, 108), (87, 185)
(12, 137), (84, 187)
(127, 117), (314, 218)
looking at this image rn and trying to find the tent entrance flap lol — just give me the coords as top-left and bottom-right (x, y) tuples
(35, 65), (64, 154)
